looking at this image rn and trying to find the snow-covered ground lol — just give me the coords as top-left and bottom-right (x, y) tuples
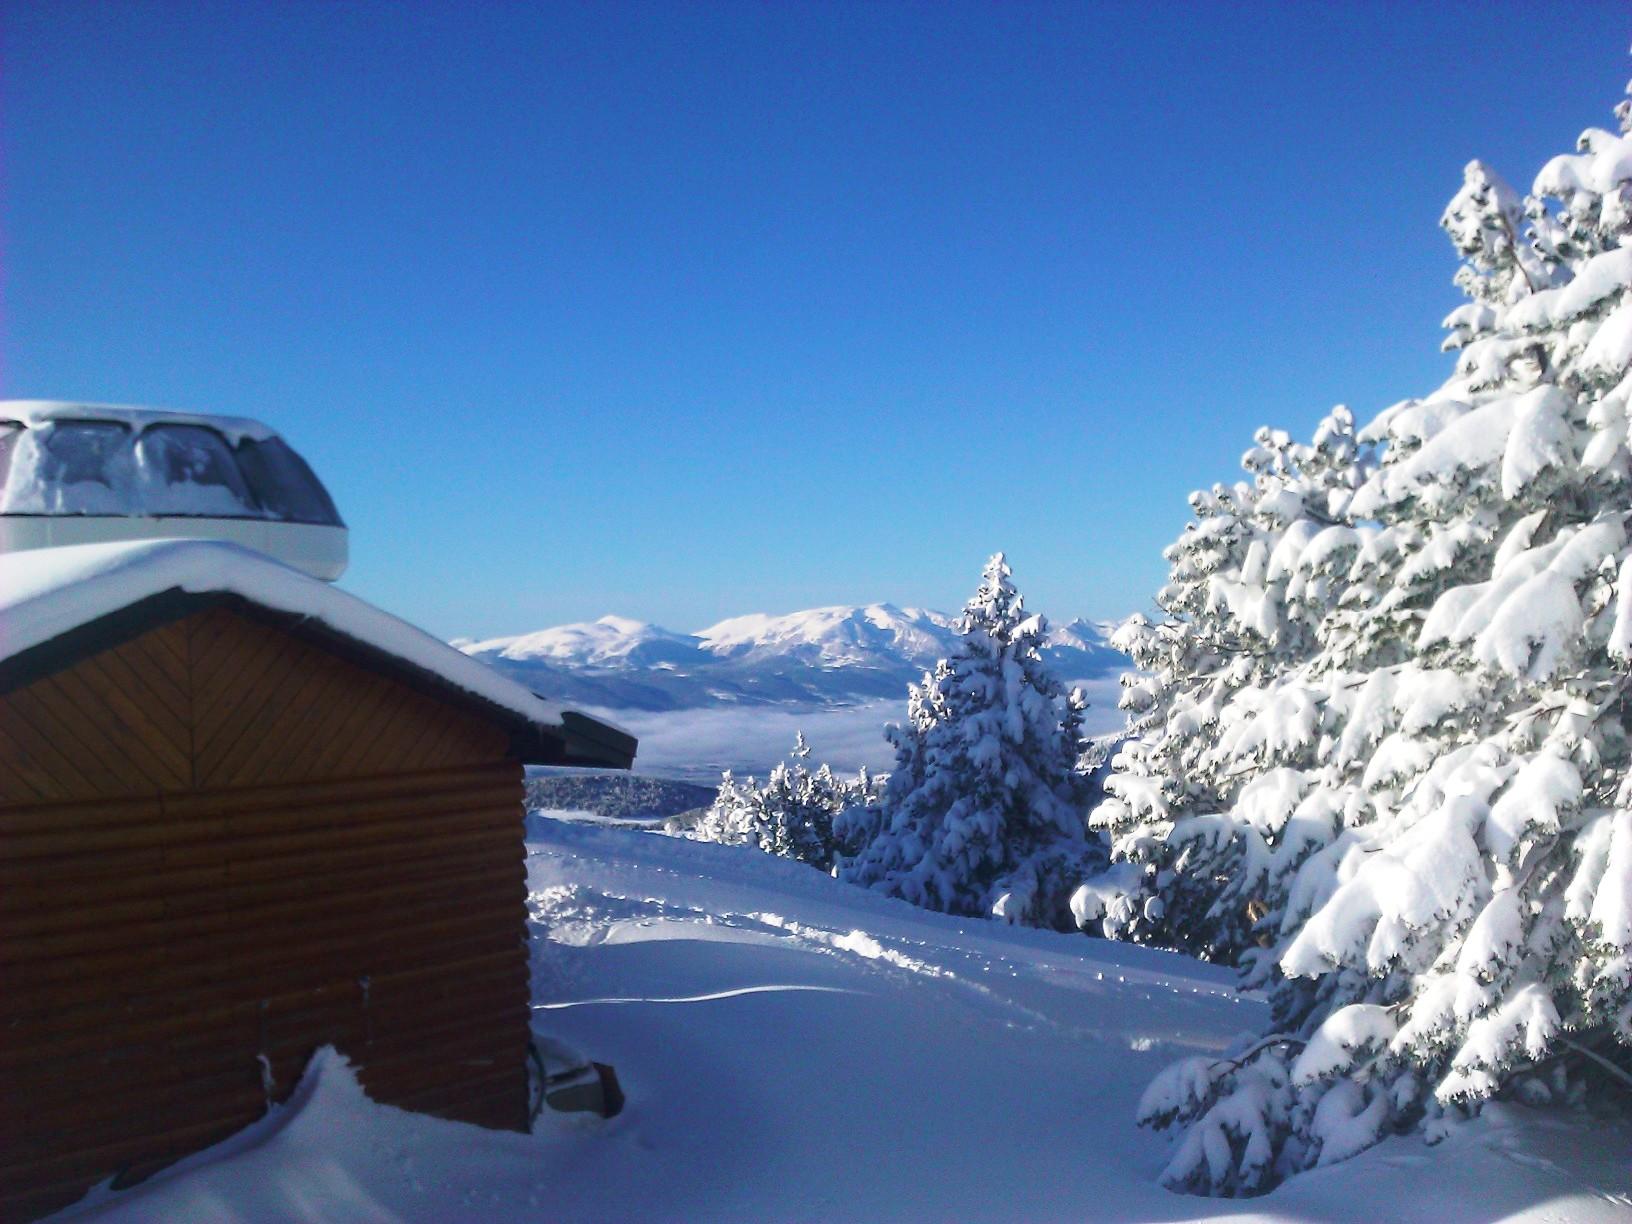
(62, 818), (1632, 1222)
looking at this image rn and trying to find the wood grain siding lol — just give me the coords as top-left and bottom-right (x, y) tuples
(0, 610), (533, 1222)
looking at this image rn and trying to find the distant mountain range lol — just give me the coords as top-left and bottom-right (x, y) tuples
(455, 603), (1128, 712)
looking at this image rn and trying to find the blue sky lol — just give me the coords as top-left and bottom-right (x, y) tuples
(3, 2), (1628, 637)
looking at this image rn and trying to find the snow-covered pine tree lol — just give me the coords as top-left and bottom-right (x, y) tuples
(830, 763), (883, 863)
(841, 554), (1107, 929)
(1074, 409), (1371, 955)
(688, 734), (877, 872)
(689, 768), (758, 847)
(1091, 79), (1632, 1195)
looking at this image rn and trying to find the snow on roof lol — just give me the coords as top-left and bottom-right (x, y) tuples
(0, 538), (569, 732)
(0, 400), (280, 445)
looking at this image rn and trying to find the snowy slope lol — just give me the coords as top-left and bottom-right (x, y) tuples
(67, 820), (1632, 1222)
(456, 603), (1126, 712)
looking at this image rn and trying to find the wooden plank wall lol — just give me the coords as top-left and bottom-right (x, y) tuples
(0, 609), (533, 1222)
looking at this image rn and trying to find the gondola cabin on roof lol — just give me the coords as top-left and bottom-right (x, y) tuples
(0, 408), (635, 1222)
(0, 400), (351, 580)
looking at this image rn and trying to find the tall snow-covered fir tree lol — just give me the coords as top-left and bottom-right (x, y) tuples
(1087, 79), (1632, 1194)
(841, 554), (1107, 929)
(688, 733), (879, 872)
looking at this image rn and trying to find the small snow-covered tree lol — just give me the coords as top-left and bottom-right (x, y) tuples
(689, 734), (878, 872)
(689, 768), (758, 846)
(1091, 78), (1632, 1194)
(831, 763), (883, 862)
(841, 554), (1107, 929)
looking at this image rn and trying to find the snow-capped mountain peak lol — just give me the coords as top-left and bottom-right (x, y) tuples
(457, 602), (1126, 711)
(695, 603), (953, 668)
(459, 615), (705, 668)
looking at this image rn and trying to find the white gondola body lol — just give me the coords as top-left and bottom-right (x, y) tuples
(0, 401), (348, 581)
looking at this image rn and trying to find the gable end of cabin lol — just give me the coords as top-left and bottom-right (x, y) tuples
(0, 603), (542, 1221)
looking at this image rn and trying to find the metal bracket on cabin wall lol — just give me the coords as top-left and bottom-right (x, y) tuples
(528, 1035), (625, 1122)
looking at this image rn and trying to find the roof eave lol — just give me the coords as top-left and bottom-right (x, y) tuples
(0, 586), (636, 771)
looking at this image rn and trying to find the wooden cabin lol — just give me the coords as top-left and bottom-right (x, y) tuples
(0, 539), (635, 1221)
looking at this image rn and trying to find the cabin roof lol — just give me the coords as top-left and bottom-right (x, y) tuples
(0, 539), (636, 768)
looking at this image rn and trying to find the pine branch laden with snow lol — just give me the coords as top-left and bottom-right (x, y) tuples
(840, 554), (1109, 930)
(687, 739), (881, 873)
(1076, 408), (1373, 957)
(1089, 78), (1632, 1195)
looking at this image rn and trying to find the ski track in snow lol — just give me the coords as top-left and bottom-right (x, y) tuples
(534, 983), (860, 1009)
(529, 862), (1243, 1050)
